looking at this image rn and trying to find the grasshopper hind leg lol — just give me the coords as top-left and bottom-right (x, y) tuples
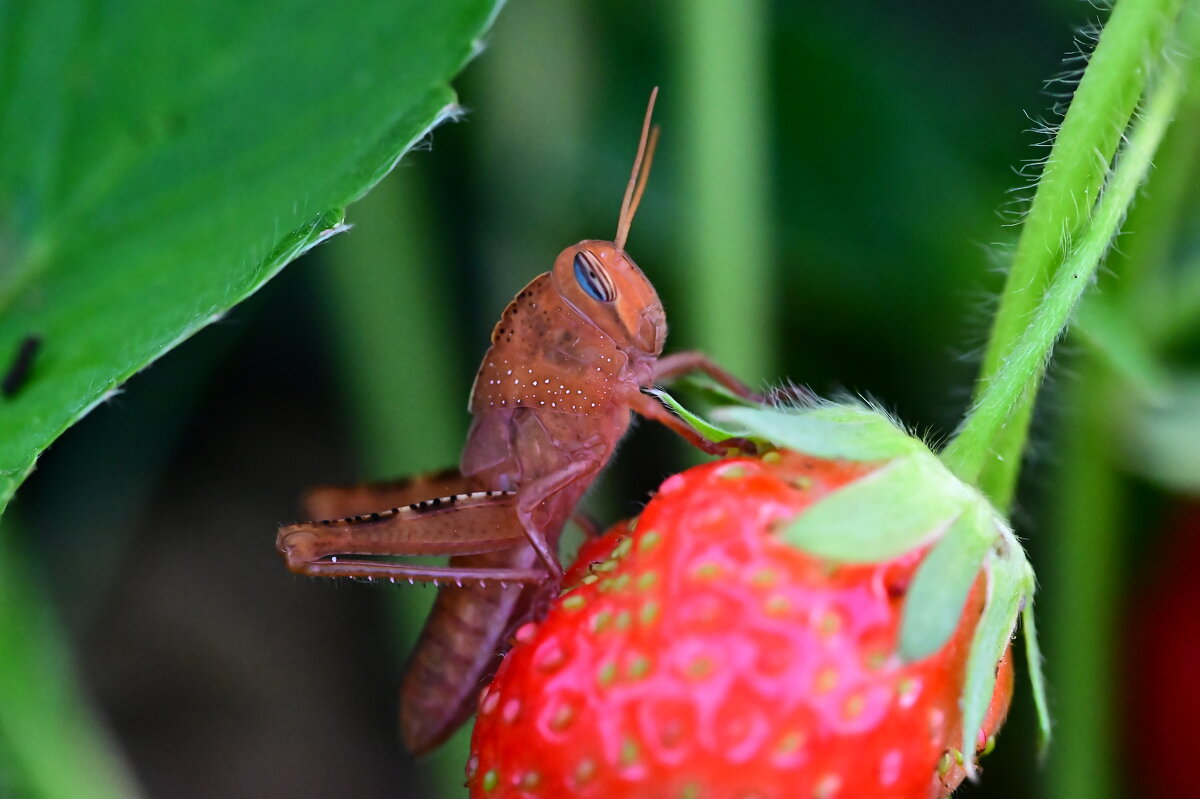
(301, 467), (470, 521)
(278, 473), (546, 586)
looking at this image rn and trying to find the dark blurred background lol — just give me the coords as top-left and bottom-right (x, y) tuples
(7, 0), (1200, 797)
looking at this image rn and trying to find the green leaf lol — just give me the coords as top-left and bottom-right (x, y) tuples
(960, 546), (1028, 778)
(0, 0), (503, 514)
(714, 403), (921, 462)
(646, 388), (753, 445)
(898, 504), (998, 661)
(779, 451), (967, 562)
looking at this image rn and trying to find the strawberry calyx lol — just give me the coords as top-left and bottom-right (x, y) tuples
(655, 392), (1051, 770)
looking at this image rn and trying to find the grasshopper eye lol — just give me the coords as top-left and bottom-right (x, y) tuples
(573, 251), (616, 302)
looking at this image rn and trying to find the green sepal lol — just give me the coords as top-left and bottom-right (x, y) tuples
(645, 389), (757, 446)
(778, 451), (968, 562)
(899, 503), (997, 661)
(714, 403), (921, 462)
(959, 539), (1030, 779)
(1022, 593), (1053, 754)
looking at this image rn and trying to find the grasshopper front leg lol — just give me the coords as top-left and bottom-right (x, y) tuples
(511, 455), (607, 580)
(625, 387), (732, 455)
(655, 349), (814, 406)
(653, 350), (763, 401)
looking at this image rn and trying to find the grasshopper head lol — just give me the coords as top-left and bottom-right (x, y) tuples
(549, 90), (668, 357)
(552, 240), (665, 357)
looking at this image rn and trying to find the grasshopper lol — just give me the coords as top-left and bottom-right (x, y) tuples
(277, 89), (763, 753)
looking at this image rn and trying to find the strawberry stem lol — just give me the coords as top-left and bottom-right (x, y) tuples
(941, 4), (1190, 506)
(1044, 41), (1200, 798)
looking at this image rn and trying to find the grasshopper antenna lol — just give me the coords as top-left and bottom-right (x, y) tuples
(615, 86), (661, 251)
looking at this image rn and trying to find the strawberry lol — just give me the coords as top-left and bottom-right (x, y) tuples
(468, 443), (1022, 791)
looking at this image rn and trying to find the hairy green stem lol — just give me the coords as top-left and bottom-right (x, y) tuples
(1133, 46), (1200, 343)
(964, 0), (1183, 508)
(942, 48), (1184, 491)
(673, 0), (775, 384)
(1046, 10), (1200, 795)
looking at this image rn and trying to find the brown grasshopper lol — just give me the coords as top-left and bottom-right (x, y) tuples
(277, 88), (763, 754)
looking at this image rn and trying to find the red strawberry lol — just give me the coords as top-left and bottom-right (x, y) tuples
(467, 450), (1015, 798)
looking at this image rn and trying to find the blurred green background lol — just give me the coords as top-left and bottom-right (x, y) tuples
(4, 0), (1199, 797)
